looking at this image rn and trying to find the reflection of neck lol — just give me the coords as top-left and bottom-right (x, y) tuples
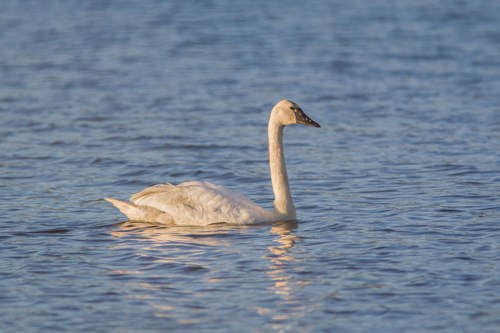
(268, 120), (296, 219)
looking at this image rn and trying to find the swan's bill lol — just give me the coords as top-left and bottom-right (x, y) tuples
(290, 105), (321, 128)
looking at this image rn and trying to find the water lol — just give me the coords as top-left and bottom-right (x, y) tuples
(1, 0), (499, 332)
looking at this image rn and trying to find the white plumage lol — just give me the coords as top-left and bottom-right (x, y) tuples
(106, 100), (320, 226)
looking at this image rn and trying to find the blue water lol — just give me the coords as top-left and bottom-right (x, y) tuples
(1, 1), (499, 332)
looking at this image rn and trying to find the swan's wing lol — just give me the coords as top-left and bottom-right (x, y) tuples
(130, 181), (272, 225)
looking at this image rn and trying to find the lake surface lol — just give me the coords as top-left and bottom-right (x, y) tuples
(1, 0), (499, 332)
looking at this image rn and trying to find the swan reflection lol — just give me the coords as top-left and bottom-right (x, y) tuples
(110, 220), (250, 247)
(266, 221), (298, 301)
(110, 220), (301, 322)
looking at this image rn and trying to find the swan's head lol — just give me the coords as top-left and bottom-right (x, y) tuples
(271, 100), (321, 128)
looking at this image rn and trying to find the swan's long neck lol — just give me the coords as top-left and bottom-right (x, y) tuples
(268, 120), (296, 219)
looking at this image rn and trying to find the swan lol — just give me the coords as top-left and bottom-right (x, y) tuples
(105, 99), (320, 226)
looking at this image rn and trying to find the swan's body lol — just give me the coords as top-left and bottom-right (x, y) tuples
(106, 100), (320, 226)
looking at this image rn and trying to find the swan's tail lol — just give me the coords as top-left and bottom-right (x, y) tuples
(105, 198), (138, 218)
(104, 198), (176, 225)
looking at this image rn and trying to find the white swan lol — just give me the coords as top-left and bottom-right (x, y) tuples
(105, 100), (320, 226)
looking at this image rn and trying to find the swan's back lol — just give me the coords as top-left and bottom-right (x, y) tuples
(129, 181), (272, 226)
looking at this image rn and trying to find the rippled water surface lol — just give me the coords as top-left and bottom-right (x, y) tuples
(1, 1), (499, 332)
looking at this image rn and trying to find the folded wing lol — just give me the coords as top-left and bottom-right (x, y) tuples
(130, 181), (272, 225)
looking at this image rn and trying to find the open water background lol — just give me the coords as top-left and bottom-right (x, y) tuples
(1, 1), (499, 332)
